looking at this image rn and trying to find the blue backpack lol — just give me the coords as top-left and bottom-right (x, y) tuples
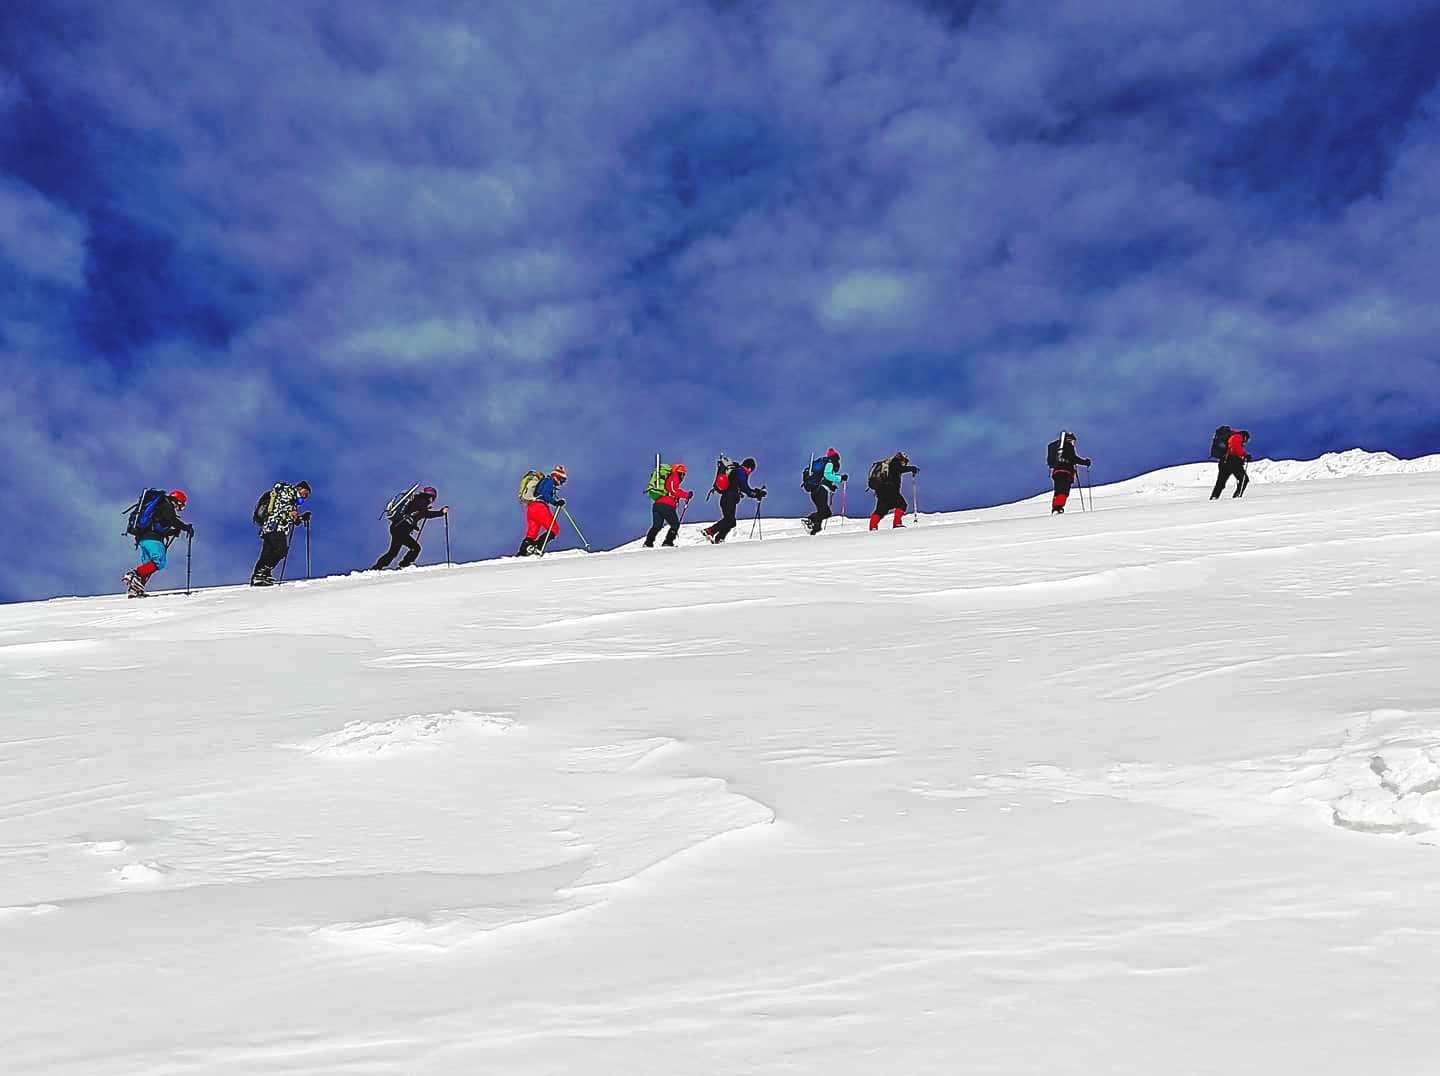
(801, 457), (828, 491)
(124, 489), (167, 538)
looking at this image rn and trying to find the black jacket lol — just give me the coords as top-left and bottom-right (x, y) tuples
(137, 494), (189, 543)
(394, 493), (445, 532)
(875, 455), (918, 495)
(723, 465), (763, 500)
(1048, 439), (1091, 472)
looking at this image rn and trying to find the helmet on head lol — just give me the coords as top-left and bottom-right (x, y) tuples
(169, 489), (188, 508)
(894, 451), (909, 464)
(422, 486), (437, 497)
(826, 447), (839, 459)
(551, 465), (567, 481)
(673, 463), (687, 474)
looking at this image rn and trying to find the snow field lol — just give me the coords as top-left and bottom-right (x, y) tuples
(1, 451), (1439, 1073)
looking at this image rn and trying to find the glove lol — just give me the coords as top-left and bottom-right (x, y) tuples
(299, 511), (312, 525)
(684, 491), (694, 501)
(184, 524), (196, 537)
(911, 466), (921, 474)
(554, 498), (566, 508)
(841, 474), (849, 482)
(441, 506), (450, 514)
(754, 489), (768, 501)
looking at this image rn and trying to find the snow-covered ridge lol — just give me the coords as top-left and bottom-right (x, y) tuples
(1094, 448), (1440, 499)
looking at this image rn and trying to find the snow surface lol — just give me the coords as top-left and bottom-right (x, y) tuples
(3, 449), (1440, 1073)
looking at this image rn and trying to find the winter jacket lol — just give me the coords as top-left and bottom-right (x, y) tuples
(1226, 432), (1248, 461)
(724, 465), (762, 500)
(806, 459), (842, 492)
(1050, 441), (1091, 474)
(260, 483), (304, 535)
(656, 468), (692, 508)
(395, 492), (445, 531)
(874, 456), (918, 495)
(136, 494), (189, 543)
(533, 476), (565, 507)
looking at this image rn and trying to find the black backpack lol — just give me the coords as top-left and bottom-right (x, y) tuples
(1210, 426), (1232, 460)
(1046, 438), (1064, 470)
(124, 488), (167, 538)
(252, 487), (275, 527)
(866, 459), (888, 491)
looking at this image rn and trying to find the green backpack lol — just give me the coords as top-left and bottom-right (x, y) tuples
(646, 463), (674, 501)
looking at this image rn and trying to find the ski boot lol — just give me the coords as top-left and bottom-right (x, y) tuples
(123, 570), (147, 599)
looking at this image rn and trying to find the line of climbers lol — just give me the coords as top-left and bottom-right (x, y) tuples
(118, 427), (1254, 596)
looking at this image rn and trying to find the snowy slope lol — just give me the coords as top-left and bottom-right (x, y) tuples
(3, 453), (1440, 1074)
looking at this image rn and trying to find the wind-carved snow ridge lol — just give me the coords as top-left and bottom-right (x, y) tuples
(944, 710), (1440, 844)
(281, 710), (516, 757)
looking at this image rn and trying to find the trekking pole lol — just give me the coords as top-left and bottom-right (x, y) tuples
(444, 513), (451, 567)
(1084, 466), (1094, 512)
(538, 505), (563, 556)
(838, 478), (847, 529)
(185, 532), (192, 596)
(750, 499), (763, 540)
(911, 473), (919, 521)
(278, 524), (296, 583)
(305, 521), (312, 579)
(561, 505), (591, 551)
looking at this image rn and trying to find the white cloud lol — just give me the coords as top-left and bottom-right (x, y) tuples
(0, 178), (88, 288)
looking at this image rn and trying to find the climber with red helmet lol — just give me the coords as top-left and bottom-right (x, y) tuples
(370, 485), (448, 570)
(122, 488), (194, 597)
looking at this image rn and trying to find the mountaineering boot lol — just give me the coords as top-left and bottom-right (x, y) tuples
(516, 538), (537, 557)
(1052, 505), (1065, 515)
(701, 528), (718, 544)
(122, 570), (147, 598)
(643, 539), (655, 548)
(661, 537), (677, 547)
(250, 571), (275, 587)
(892, 508), (906, 528)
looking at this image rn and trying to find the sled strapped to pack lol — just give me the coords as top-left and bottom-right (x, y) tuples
(517, 470), (546, 504)
(124, 488), (168, 538)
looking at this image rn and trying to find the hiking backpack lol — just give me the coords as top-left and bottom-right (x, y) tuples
(712, 455), (735, 494)
(517, 470), (546, 504)
(382, 483), (421, 521)
(646, 463), (675, 501)
(1209, 426), (1232, 460)
(866, 459), (888, 491)
(1046, 434), (1069, 470)
(252, 488), (275, 527)
(124, 488), (168, 538)
(801, 457), (828, 491)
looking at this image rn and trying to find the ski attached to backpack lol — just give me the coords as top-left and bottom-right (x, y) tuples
(382, 483), (421, 520)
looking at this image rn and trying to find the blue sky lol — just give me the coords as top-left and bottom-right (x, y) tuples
(3, 0), (1439, 602)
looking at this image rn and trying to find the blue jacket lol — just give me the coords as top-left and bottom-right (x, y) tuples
(534, 476), (564, 506)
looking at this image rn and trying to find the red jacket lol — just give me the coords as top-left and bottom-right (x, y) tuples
(1226, 432), (1248, 460)
(656, 468), (693, 507)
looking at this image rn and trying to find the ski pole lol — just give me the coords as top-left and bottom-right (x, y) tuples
(538, 505), (562, 556)
(278, 524), (296, 583)
(561, 505), (591, 551)
(444, 512), (451, 566)
(185, 532), (192, 597)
